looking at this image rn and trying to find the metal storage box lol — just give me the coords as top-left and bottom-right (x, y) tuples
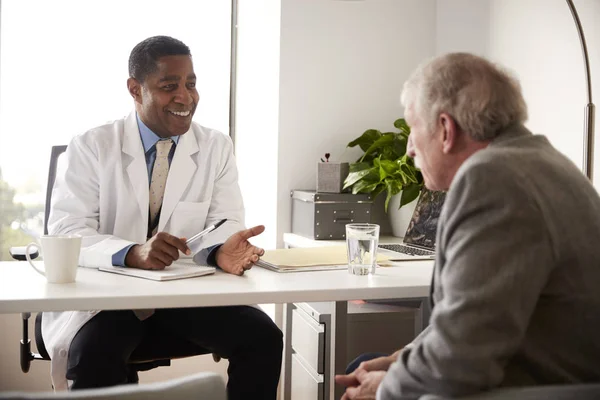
(291, 190), (372, 240)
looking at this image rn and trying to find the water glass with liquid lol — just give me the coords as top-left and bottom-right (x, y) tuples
(345, 223), (380, 275)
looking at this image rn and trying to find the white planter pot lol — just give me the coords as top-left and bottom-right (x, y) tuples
(388, 193), (419, 237)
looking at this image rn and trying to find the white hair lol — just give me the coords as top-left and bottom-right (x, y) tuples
(401, 53), (528, 141)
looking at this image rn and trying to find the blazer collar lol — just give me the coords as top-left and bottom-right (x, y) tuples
(490, 123), (533, 146)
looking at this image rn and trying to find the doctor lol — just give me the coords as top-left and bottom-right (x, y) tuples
(43, 36), (283, 400)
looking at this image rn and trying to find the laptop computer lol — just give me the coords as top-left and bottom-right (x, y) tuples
(378, 188), (446, 261)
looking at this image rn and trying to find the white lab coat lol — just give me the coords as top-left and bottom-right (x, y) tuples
(43, 112), (245, 390)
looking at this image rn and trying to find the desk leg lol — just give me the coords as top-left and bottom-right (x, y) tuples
(327, 300), (348, 400)
(415, 297), (431, 336)
(281, 303), (293, 400)
(274, 303), (284, 330)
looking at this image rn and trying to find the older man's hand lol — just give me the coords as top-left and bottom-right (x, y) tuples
(339, 369), (386, 400)
(335, 351), (400, 389)
(216, 225), (265, 275)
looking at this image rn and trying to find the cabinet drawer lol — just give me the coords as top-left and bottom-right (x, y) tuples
(292, 307), (325, 374)
(291, 353), (324, 400)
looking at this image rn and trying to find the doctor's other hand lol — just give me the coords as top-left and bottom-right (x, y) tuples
(216, 225), (265, 276)
(125, 232), (191, 270)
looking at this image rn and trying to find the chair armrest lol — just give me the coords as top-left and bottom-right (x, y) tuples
(9, 246), (39, 261)
(419, 384), (600, 400)
(0, 371), (226, 400)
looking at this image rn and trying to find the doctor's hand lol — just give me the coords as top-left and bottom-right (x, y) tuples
(216, 225), (265, 276)
(126, 232), (191, 270)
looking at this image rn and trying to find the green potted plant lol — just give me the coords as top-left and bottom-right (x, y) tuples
(343, 118), (424, 234)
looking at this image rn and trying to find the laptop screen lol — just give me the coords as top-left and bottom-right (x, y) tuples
(403, 188), (446, 250)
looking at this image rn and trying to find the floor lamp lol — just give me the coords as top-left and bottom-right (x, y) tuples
(566, 0), (595, 181)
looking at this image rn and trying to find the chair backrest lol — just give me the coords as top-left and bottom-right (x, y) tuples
(0, 372), (226, 400)
(44, 145), (67, 235)
(420, 383), (600, 400)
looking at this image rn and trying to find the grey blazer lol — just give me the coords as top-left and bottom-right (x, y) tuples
(378, 124), (600, 399)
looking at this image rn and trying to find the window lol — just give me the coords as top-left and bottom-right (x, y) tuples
(0, 0), (233, 259)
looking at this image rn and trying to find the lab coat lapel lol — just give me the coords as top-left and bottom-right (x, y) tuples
(159, 129), (199, 232)
(122, 112), (149, 229)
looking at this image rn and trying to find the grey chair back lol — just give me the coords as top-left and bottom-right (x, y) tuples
(0, 372), (226, 400)
(419, 383), (600, 400)
(43, 145), (67, 235)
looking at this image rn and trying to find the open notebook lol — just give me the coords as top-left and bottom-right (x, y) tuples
(256, 246), (391, 273)
(99, 260), (215, 281)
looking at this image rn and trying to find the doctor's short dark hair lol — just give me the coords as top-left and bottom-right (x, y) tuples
(128, 36), (191, 83)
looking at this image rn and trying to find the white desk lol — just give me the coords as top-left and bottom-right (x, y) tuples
(0, 259), (433, 399)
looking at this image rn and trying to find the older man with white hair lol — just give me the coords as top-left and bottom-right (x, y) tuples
(336, 52), (600, 399)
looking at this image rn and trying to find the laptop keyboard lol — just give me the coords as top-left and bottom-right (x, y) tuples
(379, 244), (434, 256)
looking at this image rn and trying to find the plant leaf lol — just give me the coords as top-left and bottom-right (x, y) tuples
(343, 168), (375, 189)
(392, 134), (407, 157)
(385, 178), (402, 196)
(399, 183), (421, 208)
(349, 162), (371, 173)
(344, 117), (423, 201)
(371, 184), (386, 199)
(384, 180), (401, 212)
(399, 162), (418, 183)
(379, 159), (398, 181)
(394, 118), (411, 135)
(352, 179), (380, 194)
(360, 133), (395, 162)
(384, 188), (392, 213)
(347, 129), (381, 152)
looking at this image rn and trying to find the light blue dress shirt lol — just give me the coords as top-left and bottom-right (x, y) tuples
(112, 114), (220, 267)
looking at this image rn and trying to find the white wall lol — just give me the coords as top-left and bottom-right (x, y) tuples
(235, 0), (282, 250)
(269, 0), (600, 249)
(275, 0), (437, 248)
(486, 0), (599, 184)
(436, 0), (490, 56)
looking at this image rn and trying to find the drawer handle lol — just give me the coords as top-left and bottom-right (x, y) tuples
(333, 218), (354, 223)
(293, 309), (324, 333)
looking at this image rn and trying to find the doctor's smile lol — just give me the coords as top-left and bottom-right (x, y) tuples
(168, 109), (191, 117)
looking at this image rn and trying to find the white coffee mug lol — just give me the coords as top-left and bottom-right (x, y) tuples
(25, 235), (82, 283)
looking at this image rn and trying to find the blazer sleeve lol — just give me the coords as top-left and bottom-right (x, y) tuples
(48, 134), (135, 267)
(378, 162), (555, 399)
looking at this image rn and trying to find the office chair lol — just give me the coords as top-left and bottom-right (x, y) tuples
(12, 145), (217, 384)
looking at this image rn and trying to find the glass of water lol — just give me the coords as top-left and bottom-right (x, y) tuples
(345, 223), (380, 275)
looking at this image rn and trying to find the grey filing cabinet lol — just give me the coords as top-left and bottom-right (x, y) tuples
(290, 301), (416, 400)
(291, 190), (373, 240)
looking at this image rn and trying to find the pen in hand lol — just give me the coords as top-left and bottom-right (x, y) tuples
(186, 218), (228, 245)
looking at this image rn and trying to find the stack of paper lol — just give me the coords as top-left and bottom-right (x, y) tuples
(256, 246), (390, 273)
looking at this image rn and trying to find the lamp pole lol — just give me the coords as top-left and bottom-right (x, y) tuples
(565, 0), (595, 181)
